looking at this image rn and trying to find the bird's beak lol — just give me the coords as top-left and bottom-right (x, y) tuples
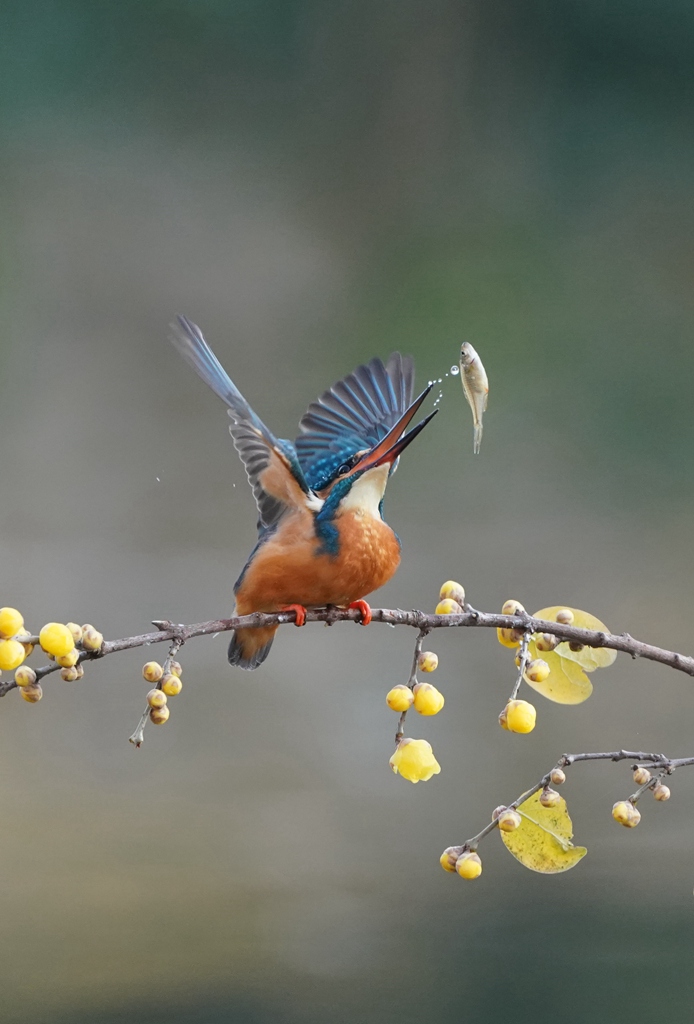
(350, 386), (438, 474)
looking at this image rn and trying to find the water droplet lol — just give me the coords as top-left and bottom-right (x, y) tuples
(156, 477), (161, 482)
(437, 378), (442, 383)
(428, 380), (433, 387)
(450, 365), (460, 375)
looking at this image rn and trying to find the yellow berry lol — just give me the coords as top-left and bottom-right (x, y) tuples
(653, 783), (671, 801)
(147, 688), (167, 709)
(524, 658), (550, 684)
(170, 660), (183, 678)
(455, 852), (482, 879)
(612, 800), (641, 827)
(15, 665), (37, 687)
(418, 651), (439, 673)
(81, 626), (103, 652)
(498, 601), (525, 649)
(435, 598), (463, 616)
(633, 767), (651, 785)
(386, 684), (414, 712)
(0, 607), (24, 638)
(439, 581), (466, 606)
(161, 673), (182, 696)
(0, 639), (26, 671)
(550, 768), (566, 786)
(497, 808), (522, 832)
(142, 661), (164, 683)
(539, 787), (561, 808)
(61, 666), (79, 681)
(492, 805), (507, 820)
(20, 682), (43, 703)
(39, 622), (75, 658)
(504, 699), (536, 734)
(149, 704), (170, 725)
(535, 632), (559, 652)
(555, 608), (574, 625)
(66, 622), (83, 643)
(389, 738), (441, 783)
(57, 649), (79, 668)
(440, 846), (461, 873)
(412, 682), (445, 716)
(497, 628), (521, 649)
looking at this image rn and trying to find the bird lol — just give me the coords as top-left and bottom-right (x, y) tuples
(170, 315), (437, 669)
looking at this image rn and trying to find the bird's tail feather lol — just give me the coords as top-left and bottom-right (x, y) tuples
(228, 625), (277, 670)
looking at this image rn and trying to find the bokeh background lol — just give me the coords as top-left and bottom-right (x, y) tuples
(1, 2), (694, 1021)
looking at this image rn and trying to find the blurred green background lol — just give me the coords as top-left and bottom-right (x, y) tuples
(1, 2), (694, 1021)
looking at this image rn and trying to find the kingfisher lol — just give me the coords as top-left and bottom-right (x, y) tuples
(170, 315), (437, 669)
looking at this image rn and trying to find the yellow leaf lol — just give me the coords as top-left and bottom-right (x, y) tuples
(524, 645), (593, 704)
(533, 607), (617, 671)
(500, 791), (587, 874)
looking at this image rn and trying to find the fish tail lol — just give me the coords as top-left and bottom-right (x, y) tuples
(473, 423), (483, 455)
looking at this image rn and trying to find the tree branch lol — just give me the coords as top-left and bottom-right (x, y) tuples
(453, 749), (694, 854)
(2, 605), (692, 698)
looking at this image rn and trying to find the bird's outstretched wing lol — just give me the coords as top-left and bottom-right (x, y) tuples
(295, 353), (415, 490)
(170, 315), (314, 533)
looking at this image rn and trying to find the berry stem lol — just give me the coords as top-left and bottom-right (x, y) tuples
(395, 629), (429, 745)
(509, 631), (531, 702)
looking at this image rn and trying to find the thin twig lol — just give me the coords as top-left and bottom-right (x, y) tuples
(455, 749), (694, 853)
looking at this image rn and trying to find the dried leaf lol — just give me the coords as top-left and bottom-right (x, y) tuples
(525, 606), (617, 703)
(524, 645), (593, 704)
(533, 606), (617, 671)
(501, 791), (587, 874)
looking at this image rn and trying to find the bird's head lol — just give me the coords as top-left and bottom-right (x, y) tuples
(316, 386), (437, 518)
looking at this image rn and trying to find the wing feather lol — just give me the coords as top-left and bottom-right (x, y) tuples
(296, 354), (415, 490)
(170, 315), (311, 532)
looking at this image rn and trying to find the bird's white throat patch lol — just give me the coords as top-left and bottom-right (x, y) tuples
(339, 464), (390, 517)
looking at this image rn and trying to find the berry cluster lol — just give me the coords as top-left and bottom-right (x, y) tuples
(495, 600), (579, 736)
(440, 847), (483, 880)
(0, 606), (103, 702)
(386, 582), (459, 783)
(612, 766), (671, 828)
(440, 766), (570, 880)
(142, 658), (183, 726)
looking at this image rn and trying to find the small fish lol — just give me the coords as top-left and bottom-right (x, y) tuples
(459, 342), (489, 454)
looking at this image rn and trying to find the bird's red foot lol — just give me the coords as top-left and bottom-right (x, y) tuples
(349, 600), (372, 626)
(280, 604), (307, 627)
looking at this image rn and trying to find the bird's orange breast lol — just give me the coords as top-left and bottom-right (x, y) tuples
(235, 509), (401, 614)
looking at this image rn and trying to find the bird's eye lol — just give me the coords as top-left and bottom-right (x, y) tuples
(337, 463), (351, 476)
